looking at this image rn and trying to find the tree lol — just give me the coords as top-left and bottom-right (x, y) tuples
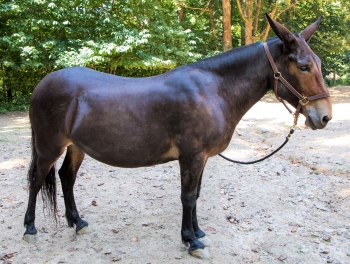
(235, 0), (300, 45)
(222, 0), (232, 50)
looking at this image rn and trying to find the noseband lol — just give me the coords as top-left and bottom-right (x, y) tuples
(263, 42), (330, 126)
(218, 42), (330, 165)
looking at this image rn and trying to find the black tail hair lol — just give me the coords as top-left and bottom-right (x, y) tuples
(28, 128), (58, 222)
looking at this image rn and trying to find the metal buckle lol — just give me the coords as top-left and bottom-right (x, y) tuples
(299, 96), (309, 106)
(274, 72), (281, 79)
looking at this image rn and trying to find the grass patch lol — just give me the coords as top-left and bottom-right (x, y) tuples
(0, 102), (29, 114)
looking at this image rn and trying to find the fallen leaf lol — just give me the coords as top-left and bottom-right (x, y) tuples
(277, 254), (287, 261)
(92, 200), (97, 206)
(112, 229), (120, 234)
(322, 235), (332, 242)
(206, 226), (216, 232)
(5, 253), (14, 259)
(251, 245), (260, 253)
(112, 256), (122, 262)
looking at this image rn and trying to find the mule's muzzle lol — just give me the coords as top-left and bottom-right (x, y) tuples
(306, 113), (332, 130)
(322, 115), (332, 124)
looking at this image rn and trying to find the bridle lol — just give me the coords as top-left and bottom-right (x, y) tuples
(262, 42), (330, 127)
(218, 42), (330, 165)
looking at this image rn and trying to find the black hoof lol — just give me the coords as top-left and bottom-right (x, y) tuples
(23, 225), (38, 244)
(75, 219), (89, 233)
(188, 239), (205, 252)
(24, 225), (37, 235)
(195, 229), (206, 239)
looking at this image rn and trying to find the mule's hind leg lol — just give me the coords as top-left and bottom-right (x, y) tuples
(24, 155), (60, 243)
(58, 145), (88, 234)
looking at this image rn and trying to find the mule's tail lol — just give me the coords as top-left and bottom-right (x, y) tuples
(28, 128), (58, 222)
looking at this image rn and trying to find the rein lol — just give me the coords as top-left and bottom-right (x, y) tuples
(218, 42), (330, 165)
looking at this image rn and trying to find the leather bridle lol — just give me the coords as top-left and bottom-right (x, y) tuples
(263, 42), (330, 126)
(218, 42), (330, 165)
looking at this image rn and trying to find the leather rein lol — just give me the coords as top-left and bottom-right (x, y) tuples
(219, 42), (330, 165)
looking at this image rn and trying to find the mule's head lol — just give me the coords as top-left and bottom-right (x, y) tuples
(266, 13), (332, 130)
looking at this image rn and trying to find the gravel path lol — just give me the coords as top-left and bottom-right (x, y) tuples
(0, 86), (349, 264)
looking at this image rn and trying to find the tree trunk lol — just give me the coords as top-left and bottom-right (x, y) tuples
(260, 3), (278, 42)
(333, 69), (336, 86)
(209, 1), (218, 50)
(178, 2), (185, 22)
(252, 0), (262, 37)
(222, 0), (232, 51)
(7, 87), (12, 103)
(244, 0), (254, 45)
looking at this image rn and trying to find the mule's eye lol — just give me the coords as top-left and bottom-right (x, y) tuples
(299, 65), (310, 71)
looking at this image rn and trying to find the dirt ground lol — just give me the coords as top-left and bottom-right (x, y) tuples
(0, 86), (349, 264)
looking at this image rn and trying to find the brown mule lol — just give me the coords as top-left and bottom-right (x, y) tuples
(24, 14), (332, 259)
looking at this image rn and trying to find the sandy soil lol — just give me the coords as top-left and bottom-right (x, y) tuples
(0, 86), (349, 264)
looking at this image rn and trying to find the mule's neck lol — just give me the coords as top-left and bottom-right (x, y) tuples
(195, 40), (280, 122)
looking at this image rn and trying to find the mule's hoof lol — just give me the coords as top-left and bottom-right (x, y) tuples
(23, 234), (38, 244)
(189, 247), (211, 259)
(198, 236), (211, 247)
(76, 225), (92, 235)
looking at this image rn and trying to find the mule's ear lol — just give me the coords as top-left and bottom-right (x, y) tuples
(300, 16), (323, 43)
(265, 12), (297, 50)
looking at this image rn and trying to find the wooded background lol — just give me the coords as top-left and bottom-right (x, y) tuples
(1, 0), (349, 111)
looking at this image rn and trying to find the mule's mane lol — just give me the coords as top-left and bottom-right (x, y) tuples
(190, 37), (281, 75)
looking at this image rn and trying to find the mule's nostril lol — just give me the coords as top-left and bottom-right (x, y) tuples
(322, 115), (331, 123)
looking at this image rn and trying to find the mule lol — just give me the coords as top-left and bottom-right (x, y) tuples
(23, 14), (332, 259)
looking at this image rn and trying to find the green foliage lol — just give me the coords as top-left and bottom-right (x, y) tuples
(1, 0), (350, 110)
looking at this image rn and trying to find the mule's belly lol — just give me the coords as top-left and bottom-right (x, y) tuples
(69, 107), (179, 168)
(73, 137), (179, 168)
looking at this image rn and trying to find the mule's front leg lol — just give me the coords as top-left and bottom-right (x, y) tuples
(179, 154), (210, 259)
(192, 171), (211, 247)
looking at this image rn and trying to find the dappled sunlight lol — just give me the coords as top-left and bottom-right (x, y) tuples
(0, 124), (30, 134)
(340, 188), (350, 198)
(0, 129), (16, 133)
(320, 134), (350, 147)
(220, 148), (263, 161)
(332, 103), (350, 121)
(0, 158), (27, 171)
(243, 102), (291, 121)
